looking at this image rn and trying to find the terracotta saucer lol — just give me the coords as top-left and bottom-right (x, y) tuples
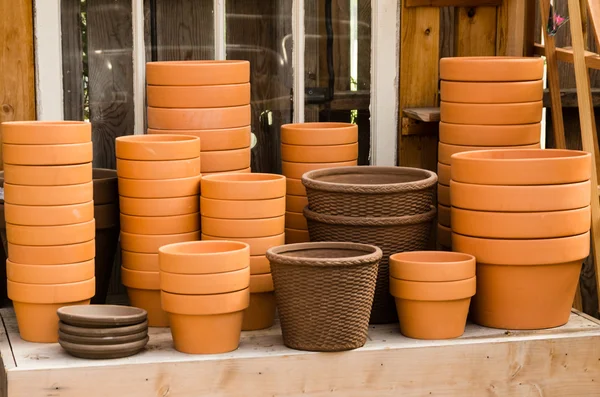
(58, 329), (148, 345)
(59, 320), (148, 337)
(57, 305), (147, 328)
(59, 336), (149, 359)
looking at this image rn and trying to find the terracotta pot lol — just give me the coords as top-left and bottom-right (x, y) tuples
(280, 122), (358, 145)
(250, 255), (271, 274)
(286, 195), (308, 213)
(242, 273), (275, 331)
(200, 148), (251, 173)
(8, 278), (95, 342)
(160, 267), (250, 294)
(453, 231), (589, 329)
(281, 143), (358, 163)
(121, 267), (168, 327)
(120, 213), (200, 235)
(437, 223), (452, 248)
(146, 60), (250, 86)
(282, 160), (357, 179)
(390, 251), (476, 281)
(201, 233), (285, 256)
(7, 259), (95, 284)
(122, 250), (159, 272)
(116, 134), (200, 161)
(94, 203), (119, 229)
(93, 169), (118, 205)
(7, 239), (95, 265)
(285, 228), (310, 244)
(120, 196), (198, 217)
(450, 179), (591, 212)
(147, 83), (250, 108)
(285, 212), (307, 230)
(2, 142), (92, 166)
(1, 121), (91, 144)
(437, 162), (451, 186)
(158, 240), (250, 274)
(118, 175), (201, 198)
(4, 201), (94, 226)
(117, 158), (200, 180)
(4, 181), (93, 205)
(147, 126), (251, 152)
(120, 230), (201, 253)
(439, 122), (541, 146)
(161, 288), (249, 354)
(286, 178), (307, 196)
(440, 101), (543, 125)
(202, 167), (251, 176)
(201, 216), (284, 238)
(200, 196), (285, 219)
(437, 184), (450, 206)
(147, 106), (251, 130)
(439, 56), (544, 82)
(201, 173), (286, 200)
(3, 163), (92, 186)
(438, 204), (451, 227)
(93, 227), (119, 304)
(438, 142), (540, 165)
(6, 219), (95, 246)
(450, 149), (592, 185)
(440, 80), (543, 103)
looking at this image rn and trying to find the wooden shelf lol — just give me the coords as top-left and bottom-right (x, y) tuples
(533, 43), (600, 70)
(402, 107), (441, 122)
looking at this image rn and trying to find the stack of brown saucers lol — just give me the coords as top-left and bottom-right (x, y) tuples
(57, 305), (149, 359)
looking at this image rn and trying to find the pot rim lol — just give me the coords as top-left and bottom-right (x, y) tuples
(116, 134), (200, 144)
(159, 267), (250, 294)
(159, 240), (250, 259)
(303, 205), (437, 226)
(389, 251), (475, 282)
(161, 288), (250, 315)
(7, 277), (96, 303)
(249, 273), (274, 292)
(266, 242), (382, 267)
(389, 276), (476, 301)
(451, 148), (590, 163)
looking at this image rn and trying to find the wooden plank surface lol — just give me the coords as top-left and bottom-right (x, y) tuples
(454, 6), (497, 56)
(440, 6), (455, 58)
(61, 0), (85, 121)
(496, 0), (527, 55)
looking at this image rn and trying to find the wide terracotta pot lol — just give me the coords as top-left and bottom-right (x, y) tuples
(286, 178), (306, 196)
(437, 184), (450, 206)
(439, 122), (541, 146)
(440, 80), (543, 103)
(116, 158), (200, 180)
(158, 240), (250, 274)
(120, 196), (198, 217)
(6, 219), (95, 246)
(116, 135), (200, 161)
(201, 233), (285, 256)
(450, 149), (592, 185)
(147, 126), (251, 152)
(2, 142), (92, 166)
(286, 195), (308, 213)
(249, 255), (271, 274)
(5, 201), (94, 226)
(121, 267), (168, 327)
(160, 267), (250, 295)
(437, 162), (451, 186)
(161, 288), (249, 354)
(1, 121), (91, 144)
(437, 223), (452, 249)
(280, 122), (358, 146)
(280, 143), (358, 163)
(120, 230), (201, 253)
(201, 216), (284, 238)
(285, 212), (307, 230)
(122, 251), (159, 272)
(3, 163), (92, 186)
(146, 60), (250, 86)
(282, 160), (356, 179)
(438, 142), (540, 165)
(440, 101), (543, 125)
(242, 273), (276, 331)
(202, 173), (286, 200)
(7, 240), (95, 265)
(7, 259), (95, 284)
(285, 228), (310, 244)
(4, 181), (93, 205)
(93, 169), (118, 205)
(200, 148), (251, 173)
(147, 106), (251, 130)
(439, 56), (544, 82)
(438, 204), (451, 227)
(452, 231), (589, 329)
(120, 213), (200, 235)
(118, 175), (201, 198)
(201, 197), (285, 219)
(147, 83), (250, 108)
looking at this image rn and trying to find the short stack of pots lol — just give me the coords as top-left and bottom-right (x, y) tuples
(116, 134), (202, 327)
(200, 173), (286, 330)
(159, 241), (250, 354)
(2, 121), (95, 343)
(450, 149), (591, 329)
(280, 123), (359, 244)
(146, 60), (252, 175)
(437, 56), (544, 250)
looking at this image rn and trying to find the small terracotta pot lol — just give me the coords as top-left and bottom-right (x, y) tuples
(158, 240), (250, 274)
(116, 134), (200, 161)
(160, 267), (250, 294)
(440, 101), (543, 125)
(280, 122), (358, 145)
(202, 167), (251, 176)
(1, 121), (91, 144)
(200, 196), (285, 219)
(201, 173), (286, 200)
(146, 60), (250, 86)
(438, 142), (540, 165)
(7, 240), (95, 265)
(122, 250), (159, 272)
(437, 223), (452, 248)
(201, 233), (285, 256)
(2, 142), (93, 165)
(437, 162), (451, 186)
(147, 83), (250, 108)
(201, 216), (284, 238)
(438, 204), (451, 227)
(147, 126), (251, 152)
(6, 219), (95, 246)
(285, 228), (310, 244)
(242, 273), (276, 331)
(439, 122), (541, 146)
(439, 56), (544, 82)
(118, 175), (201, 198)
(286, 178), (307, 196)
(3, 163), (92, 186)
(440, 80), (543, 103)
(390, 251), (476, 282)
(285, 212), (307, 230)
(286, 195), (308, 213)
(450, 149), (592, 185)
(147, 106), (251, 130)
(4, 201), (94, 226)
(120, 230), (201, 253)
(119, 195), (199, 217)
(282, 160), (357, 179)
(92, 169), (118, 205)
(281, 143), (358, 163)
(120, 213), (200, 235)
(116, 157), (200, 180)
(7, 259), (95, 284)
(200, 148), (251, 173)
(250, 255), (271, 274)
(121, 267), (168, 326)
(437, 183), (450, 206)
(4, 181), (93, 205)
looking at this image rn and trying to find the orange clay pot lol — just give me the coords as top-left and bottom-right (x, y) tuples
(8, 277), (94, 342)
(437, 224), (452, 248)
(116, 157), (200, 180)
(242, 273), (276, 331)
(2, 142), (92, 166)
(437, 162), (451, 186)
(438, 142), (540, 165)
(161, 288), (249, 354)
(437, 184), (450, 206)
(7, 259), (95, 284)
(147, 106), (251, 130)
(282, 160), (357, 179)
(116, 135), (200, 161)
(285, 212), (307, 230)
(146, 60), (249, 86)
(202, 167), (251, 176)
(452, 231), (589, 329)
(4, 201), (94, 226)
(250, 255), (271, 274)
(200, 148), (251, 173)
(119, 195), (199, 217)
(440, 101), (543, 125)
(439, 56), (544, 82)
(3, 163), (92, 186)
(390, 251), (476, 282)
(1, 121), (91, 144)
(121, 267), (168, 327)
(4, 181), (93, 206)
(438, 204), (451, 227)
(158, 240), (250, 274)
(440, 80), (543, 103)
(200, 216), (285, 238)
(120, 213), (200, 235)
(118, 175), (201, 198)
(286, 178), (306, 196)
(7, 239), (95, 265)
(449, 179), (591, 212)
(202, 233), (285, 256)
(120, 230), (201, 253)
(121, 251), (159, 272)
(286, 195), (308, 213)
(450, 149), (591, 185)
(280, 143), (358, 163)
(6, 219), (95, 246)
(147, 83), (250, 108)
(147, 126), (251, 152)
(285, 228), (310, 244)
(389, 276), (475, 339)
(160, 267), (250, 294)
(200, 196), (285, 219)
(201, 173), (286, 200)
(439, 122), (541, 146)
(280, 122), (358, 145)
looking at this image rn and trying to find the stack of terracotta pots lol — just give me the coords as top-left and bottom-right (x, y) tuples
(116, 134), (202, 327)
(2, 121), (95, 343)
(200, 173), (286, 330)
(280, 122), (359, 244)
(146, 60), (252, 175)
(437, 56), (544, 249)
(451, 149), (591, 330)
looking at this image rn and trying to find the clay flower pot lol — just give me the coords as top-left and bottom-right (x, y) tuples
(121, 267), (168, 327)
(5, 201), (94, 226)
(438, 204), (451, 227)
(147, 106), (251, 130)
(7, 259), (94, 284)
(120, 230), (201, 253)
(249, 255), (271, 274)
(280, 122), (358, 145)
(201, 173), (286, 200)
(147, 83), (250, 108)
(202, 167), (251, 176)
(286, 178), (306, 196)
(2, 142), (92, 166)
(118, 175), (201, 198)
(146, 60), (250, 86)
(201, 216), (285, 238)
(160, 267), (250, 294)
(440, 101), (543, 125)
(200, 197), (285, 219)
(437, 184), (450, 206)
(120, 195), (199, 217)
(439, 122), (541, 147)
(147, 126), (251, 152)
(282, 160), (357, 180)
(285, 212), (307, 230)
(437, 223), (452, 249)
(389, 251), (475, 340)
(440, 80), (543, 103)
(4, 181), (93, 205)
(439, 56), (544, 82)
(2, 121), (91, 145)
(242, 273), (276, 331)
(120, 213), (200, 235)
(3, 163), (92, 186)
(122, 251), (159, 272)
(285, 228), (310, 244)
(6, 219), (95, 246)
(116, 157), (201, 180)
(437, 162), (451, 186)
(285, 195), (308, 213)
(116, 134), (200, 161)
(438, 142), (540, 165)
(7, 240), (95, 265)
(280, 143), (358, 163)
(158, 241), (250, 274)
(201, 233), (285, 256)
(200, 148), (251, 173)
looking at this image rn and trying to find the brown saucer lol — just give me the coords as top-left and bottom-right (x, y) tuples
(57, 305), (147, 327)
(58, 329), (148, 345)
(59, 320), (148, 337)
(59, 336), (149, 359)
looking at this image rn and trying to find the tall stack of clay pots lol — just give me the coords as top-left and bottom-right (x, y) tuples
(200, 173), (286, 330)
(451, 149), (591, 330)
(146, 60), (252, 175)
(116, 134), (202, 327)
(2, 121), (95, 343)
(280, 123), (358, 244)
(437, 56), (544, 249)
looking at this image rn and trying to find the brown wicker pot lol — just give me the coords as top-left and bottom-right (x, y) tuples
(267, 242), (382, 352)
(304, 206), (437, 324)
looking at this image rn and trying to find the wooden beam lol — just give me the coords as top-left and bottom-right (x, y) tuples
(533, 43), (600, 69)
(403, 107), (441, 122)
(496, 0), (527, 56)
(454, 6), (497, 56)
(406, 0), (501, 6)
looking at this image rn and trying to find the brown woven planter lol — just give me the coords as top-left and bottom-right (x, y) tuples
(266, 242), (382, 352)
(304, 206), (436, 324)
(301, 166), (437, 217)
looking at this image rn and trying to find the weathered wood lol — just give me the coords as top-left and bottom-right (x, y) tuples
(403, 107), (441, 122)
(454, 6), (497, 56)
(439, 7), (455, 58)
(496, 0), (527, 55)
(406, 0), (501, 6)
(61, 0), (85, 121)
(533, 44), (600, 70)
(401, 118), (439, 136)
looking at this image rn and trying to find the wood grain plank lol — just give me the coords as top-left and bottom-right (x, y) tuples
(61, 0), (84, 121)
(496, 0), (527, 55)
(454, 6), (497, 56)
(439, 7), (455, 59)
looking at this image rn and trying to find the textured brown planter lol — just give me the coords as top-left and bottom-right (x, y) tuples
(147, 126), (251, 152)
(147, 83), (250, 108)
(146, 60), (250, 86)
(440, 101), (543, 125)
(439, 122), (541, 147)
(281, 122), (358, 146)
(439, 56), (544, 82)
(440, 80), (543, 103)
(147, 106), (251, 130)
